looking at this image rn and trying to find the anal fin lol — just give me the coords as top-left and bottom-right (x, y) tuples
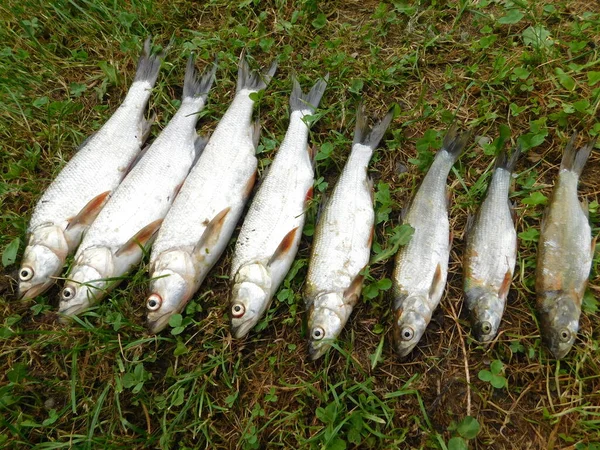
(115, 218), (163, 257)
(193, 207), (231, 262)
(268, 227), (299, 267)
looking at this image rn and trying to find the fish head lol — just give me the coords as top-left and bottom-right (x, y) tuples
(467, 289), (503, 343)
(307, 292), (346, 361)
(146, 250), (196, 334)
(392, 300), (428, 357)
(541, 294), (579, 359)
(230, 263), (271, 339)
(58, 247), (113, 320)
(18, 225), (69, 300)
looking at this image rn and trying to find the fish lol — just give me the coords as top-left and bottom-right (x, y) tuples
(229, 75), (328, 338)
(17, 38), (163, 300)
(304, 105), (393, 360)
(145, 55), (277, 334)
(535, 134), (596, 359)
(392, 125), (469, 357)
(463, 146), (521, 342)
(58, 55), (216, 317)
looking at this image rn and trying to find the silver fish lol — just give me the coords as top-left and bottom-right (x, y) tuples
(536, 134), (596, 359)
(392, 126), (469, 357)
(305, 105), (393, 360)
(18, 39), (163, 300)
(58, 56), (216, 317)
(228, 75), (328, 338)
(464, 146), (521, 342)
(145, 56), (277, 333)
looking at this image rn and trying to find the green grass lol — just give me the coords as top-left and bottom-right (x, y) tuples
(1, 0), (600, 448)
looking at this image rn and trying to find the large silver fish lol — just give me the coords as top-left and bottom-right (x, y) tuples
(58, 56), (216, 317)
(463, 146), (521, 342)
(392, 126), (469, 357)
(145, 56), (277, 333)
(18, 39), (163, 300)
(229, 75), (328, 338)
(304, 106), (393, 360)
(536, 134), (596, 359)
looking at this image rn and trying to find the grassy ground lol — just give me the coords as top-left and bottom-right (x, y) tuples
(1, 0), (599, 448)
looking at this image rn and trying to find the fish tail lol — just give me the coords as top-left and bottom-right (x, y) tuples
(440, 124), (470, 163)
(290, 74), (329, 115)
(352, 103), (394, 149)
(237, 52), (278, 92)
(183, 55), (217, 101)
(561, 132), (595, 176)
(495, 145), (522, 174)
(134, 37), (165, 86)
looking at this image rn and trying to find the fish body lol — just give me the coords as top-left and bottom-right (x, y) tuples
(58, 57), (216, 317)
(304, 106), (393, 360)
(463, 147), (520, 342)
(392, 127), (469, 357)
(18, 39), (163, 300)
(146, 57), (277, 333)
(536, 135), (595, 359)
(229, 76), (328, 338)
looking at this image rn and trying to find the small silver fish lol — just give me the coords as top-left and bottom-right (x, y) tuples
(392, 126), (469, 357)
(464, 146), (521, 342)
(58, 56), (216, 317)
(305, 105), (393, 360)
(229, 75), (328, 338)
(145, 55), (277, 334)
(18, 39), (163, 300)
(536, 134), (596, 359)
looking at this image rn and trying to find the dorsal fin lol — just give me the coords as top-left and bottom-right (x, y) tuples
(115, 219), (163, 257)
(268, 227), (299, 267)
(193, 208), (231, 261)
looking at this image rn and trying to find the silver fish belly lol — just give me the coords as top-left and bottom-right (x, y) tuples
(463, 147), (520, 342)
(392, 126), (469, 357)
(58, 56), (216, 318)
(228, 75), (328, 339)
(304, 105), (393, 360)
(18, 39), (163, 300)
(145, 56), (278, 334)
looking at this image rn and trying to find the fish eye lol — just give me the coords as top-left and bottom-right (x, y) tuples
(231, 303), (245, 318)
(146, 294), (162, 311)
(61, 286), (76, 300)
(401, 326), (414, 341)
(559, 328), (571, 343)
(312, 326), (325, 341)
(480, 321), (492, 335)
(19, 267), (34, 282)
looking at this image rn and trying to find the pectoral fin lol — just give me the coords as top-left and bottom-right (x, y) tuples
(244, 170), (257, 199)
(193, 207), (231, 262)
(115, 219), (163, 257)
(498, 270), (512, 299)
(428, 264), (444, 299)
(66, 191), (111, 230)
(592, 235), (598, 259)
(343, 271), (365, 307)
(268, 227), (299, 267)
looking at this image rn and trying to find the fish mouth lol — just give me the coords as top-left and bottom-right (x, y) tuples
(147, 312), (172, 334)
(18, 282), (52, 300)
(58, 302), (89, 322)
(231, 319), (256, 339)
(307, 341), (328, 361)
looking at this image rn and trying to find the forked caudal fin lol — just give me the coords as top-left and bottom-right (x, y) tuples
(290, 74), (329, 115)
(495, 145), (522, 174)
(352, 103), (394, 149)
(134, 37), (166, 86)
(560, 132), (596, 176)
(440, 124), (470, 164)
(237, 53), (278, 92)
(183, 54), (217, 101)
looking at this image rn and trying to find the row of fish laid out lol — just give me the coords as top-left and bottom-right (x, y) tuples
(16, 39), (596, 361)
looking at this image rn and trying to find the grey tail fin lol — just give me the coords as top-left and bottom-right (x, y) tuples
(495, 145), (522, 174)
(134, 37), (165, 86)
(237, 53), (278, 92)
(560, 132), (595, 176)
(440, 124), (470, 163)
(290, 74), (329, 115)
(183, 55), (217, 101)
(192, 134), (210, 167)
(352, 103), (394, 149)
